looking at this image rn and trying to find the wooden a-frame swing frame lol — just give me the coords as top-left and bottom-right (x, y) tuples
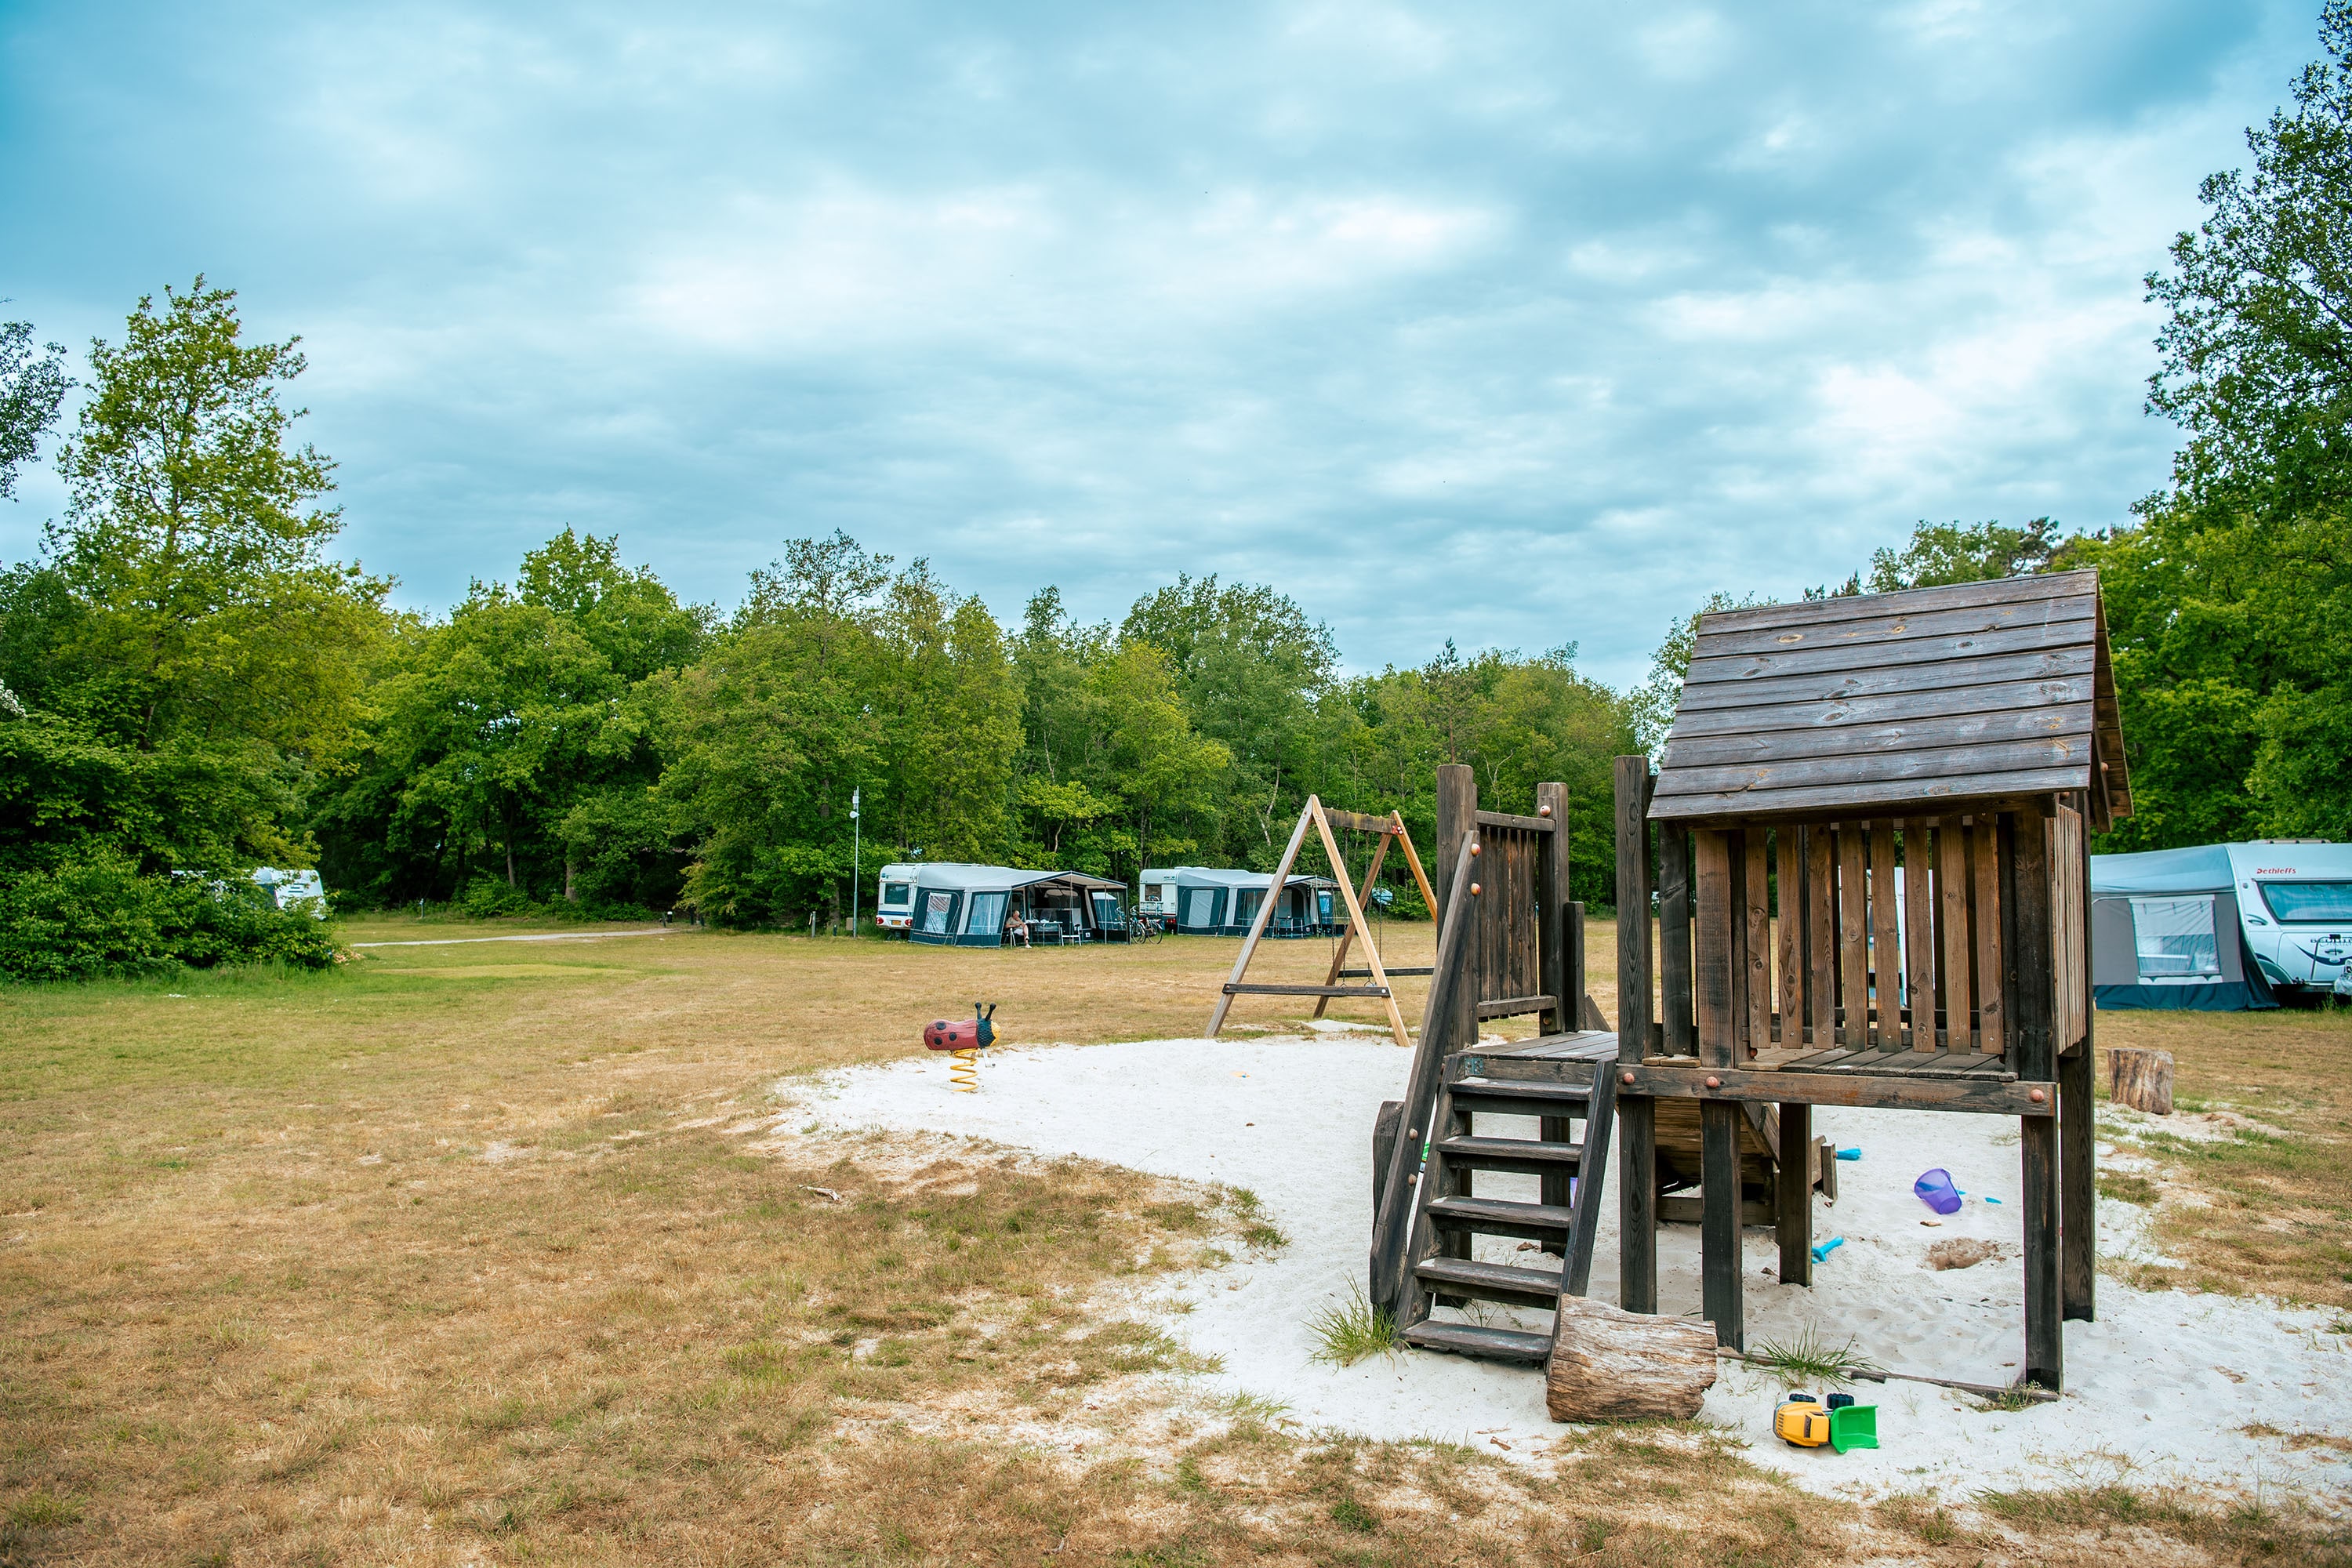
(1205, 797), (1439, 1049)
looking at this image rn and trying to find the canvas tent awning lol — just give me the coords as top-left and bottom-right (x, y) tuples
(902, 864), (1130, 946)
(2089, 846), (2274, 1011)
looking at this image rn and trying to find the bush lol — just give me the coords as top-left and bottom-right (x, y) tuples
(459, 877), (537, 919)
(0, 853), (343, 983)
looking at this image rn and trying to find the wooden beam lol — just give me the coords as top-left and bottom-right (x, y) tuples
(1205, 800), (1315, 1038)
(1610, 1062), (2059, 1116)
(2009, 810), (2062, 1391)
(1313, 824), (1392, 1018)
(1694, 832), (1737, 1072)
(1777, 1101), (1812, 1287)
(2063, 797), (2096, 1323)
(1225, 982), (1392, 998)
(1475, 808), (1559, 833)
(1613, 756), (1657, 1316)
(1701, 1100), (1744, 1349)
(1309, 799), (1410, 1049)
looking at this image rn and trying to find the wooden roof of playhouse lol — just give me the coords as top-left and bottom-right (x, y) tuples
(1650, 568), (2131, 829)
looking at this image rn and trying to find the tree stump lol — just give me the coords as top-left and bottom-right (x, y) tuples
(1545, 1296), (1720, 1422)
(2106, 1047), (2174, 1115)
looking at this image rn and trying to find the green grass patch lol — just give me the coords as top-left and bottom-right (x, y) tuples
(1306, 1283), (1399, 1367)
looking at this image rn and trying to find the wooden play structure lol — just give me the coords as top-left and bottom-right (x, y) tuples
(1372, 570), (2122, 1397)
(1206, 797), (1439, 1049)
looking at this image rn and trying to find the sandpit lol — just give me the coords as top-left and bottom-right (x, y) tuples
(787, 1033), (2352, 1504)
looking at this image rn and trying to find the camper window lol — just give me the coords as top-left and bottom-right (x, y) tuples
(2131, 896), (2221, 978)
(2258, 880), (2352, 924)
(881, 883), (911, 907)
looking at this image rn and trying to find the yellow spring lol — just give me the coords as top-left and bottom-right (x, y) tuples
(949, 1047), (980, 1093)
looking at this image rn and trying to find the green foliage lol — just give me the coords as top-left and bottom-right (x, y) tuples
(0, 280), (385, 889)
(1863, 517), (2065, 593)
(0, 313), (71, 500)
(1305, 1283), (1399, 1367)
(0, 851), (340, 982)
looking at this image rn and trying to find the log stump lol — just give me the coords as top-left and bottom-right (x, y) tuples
(1545, 1296), (1720, 1422)
(2106, 1047), (2174, 1115)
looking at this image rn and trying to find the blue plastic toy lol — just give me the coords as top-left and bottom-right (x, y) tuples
(1914, 1167), (1962, 1215)
(1810, 1236), (1844, 1263)
(1835, 1147), (1861, 1161)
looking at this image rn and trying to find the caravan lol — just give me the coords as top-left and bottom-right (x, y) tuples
(2088, 841), (2352, 1008)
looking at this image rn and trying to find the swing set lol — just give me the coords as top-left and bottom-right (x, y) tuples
(1206, 797), (1439, 1049)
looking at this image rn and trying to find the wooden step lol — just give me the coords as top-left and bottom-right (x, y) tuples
(1425, 1194), (1575, 1241)
(1414, 1255), (1563, 1308)
(1448, 1076), (1592, 1118)
(1433, 1134), (1585, 1177)
(1400, 1320), (1553, 1363)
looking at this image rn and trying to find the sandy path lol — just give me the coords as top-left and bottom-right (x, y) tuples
(790, 1033), (2352, 1504)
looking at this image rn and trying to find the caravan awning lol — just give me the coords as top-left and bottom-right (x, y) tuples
(2090, 845), (2234, 898)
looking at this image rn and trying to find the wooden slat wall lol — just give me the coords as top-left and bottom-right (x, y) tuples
(1714, 810), (2017, 1061)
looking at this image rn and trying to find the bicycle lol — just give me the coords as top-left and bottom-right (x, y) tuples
(1125, 912), (1166, 944)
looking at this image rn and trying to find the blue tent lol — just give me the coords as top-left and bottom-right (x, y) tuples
(2089, 845), (2276, 1011)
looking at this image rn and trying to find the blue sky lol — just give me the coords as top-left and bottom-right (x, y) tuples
(0, 2), (2321, 686)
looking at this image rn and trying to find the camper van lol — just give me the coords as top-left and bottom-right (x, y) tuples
(874, 863), (921, 931)
(251, 867), (327, 917)
(2089, 840), (2352, 1008)
(2229, 842), (2352, 998)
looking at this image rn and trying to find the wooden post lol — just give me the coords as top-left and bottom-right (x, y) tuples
(2009, 808), (2062, 1391)
(1777, 1100), (1812, 1287)
(1437, 765), (1479, 1053)
(1870, 822), (1901, 1047)
(1743, 830), (1771, 1056)
(2064, 796), (2098, 1323)
(1838, 824), (1869, 1049)
(1939, 816), (1973, 1051)
(1206, 802), (1316, 1037)
(1972, 817), (2005, 1054)
(1904, 819), (1939, 1050)
(1613, 756), (1657, 1316)
(1694, 828), (1744, 1349)
(1536, 782), (1574, 1224)
(1538, 782), (1570, 1033)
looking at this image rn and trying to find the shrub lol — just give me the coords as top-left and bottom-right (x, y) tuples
(0, 852), (343, 982)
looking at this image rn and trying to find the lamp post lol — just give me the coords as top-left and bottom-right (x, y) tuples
(850, 786), (860, 936)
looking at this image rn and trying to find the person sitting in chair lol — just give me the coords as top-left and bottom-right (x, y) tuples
(1004, 911), (1030, 948)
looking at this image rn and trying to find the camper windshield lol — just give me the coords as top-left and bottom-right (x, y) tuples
(2259, 881), (2352, 924)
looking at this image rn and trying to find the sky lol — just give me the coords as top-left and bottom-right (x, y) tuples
(0, 1), (2324, 687)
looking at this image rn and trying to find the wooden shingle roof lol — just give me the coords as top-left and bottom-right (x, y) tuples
(1649, 568), (2130, 829)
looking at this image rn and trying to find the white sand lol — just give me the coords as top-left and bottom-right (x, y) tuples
(787, 1034), (2352, 1504)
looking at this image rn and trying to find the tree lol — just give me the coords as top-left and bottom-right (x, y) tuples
(0, 312), (71, 501)
(2147, 0), (2352, 518)
(1, 279), (386, 877)
(1863, 518), (2065, 592)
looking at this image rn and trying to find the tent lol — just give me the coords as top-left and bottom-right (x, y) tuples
(2089, 845), (2276, 1011)
(1138, 866), (1341, 936)
(886, 864), (1131, 946)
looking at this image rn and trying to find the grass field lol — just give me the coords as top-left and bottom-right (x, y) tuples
(2, 915), (2347, 1565)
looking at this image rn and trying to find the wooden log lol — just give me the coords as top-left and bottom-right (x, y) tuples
(2105, 1047), (2174, 1115)
(1546, 1295), (1722, 1422)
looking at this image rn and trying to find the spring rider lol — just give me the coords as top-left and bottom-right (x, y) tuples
(924, 1003), (998, 1092)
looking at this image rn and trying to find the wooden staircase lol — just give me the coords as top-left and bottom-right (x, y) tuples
(1377, 1033), (1618, 1363)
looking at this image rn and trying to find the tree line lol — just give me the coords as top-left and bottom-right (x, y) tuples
(4, 6), (2350, 975)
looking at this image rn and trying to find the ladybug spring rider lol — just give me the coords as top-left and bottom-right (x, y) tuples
(924, 1003), (998, 1092)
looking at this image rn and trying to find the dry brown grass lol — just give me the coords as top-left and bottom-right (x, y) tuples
(2092, 1006), (2352, 1308)
(1, 914), (2344, 1564)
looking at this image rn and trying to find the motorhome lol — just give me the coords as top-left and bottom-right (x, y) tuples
(251, 867), (327, 916)
(2088, 840), (2352, 1008)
